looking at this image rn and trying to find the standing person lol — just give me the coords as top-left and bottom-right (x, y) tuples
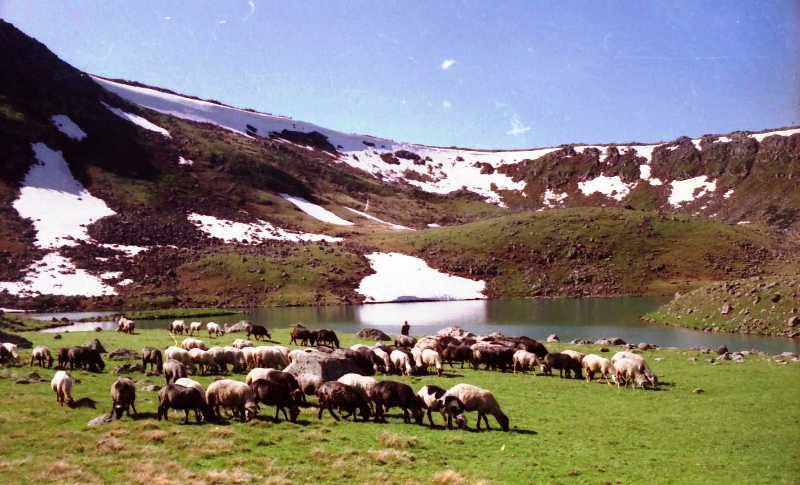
(400, 320), (410, 336)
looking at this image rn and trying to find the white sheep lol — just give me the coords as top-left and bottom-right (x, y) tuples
(581, 354), (613, 384)
(411, 348), (443, 376)
(288, 348), (318, 364)
(417, 384), (448, 426)
(371, 347), (392, 373)
(611, 352), (657, 389)
(188, 321), (202, 335)
(206, 379), (258, 421)
(180, 337), (208, 351)
(31, 345), (53, 368)
(231, 339), (254, 349)
(337, 373), (376, 401)
(188, 348), (216, 375)
(413, 337), (439, 351)
(390, 349), (414, 376)
(51, 370), (74, 407)
(561, 349), (585, 365)
(297, 372), (322, 396)
(169, 320), (186, 335)
(245, 367), (276, 386)
(254, 346), (288, 369)
(445, 383), (509, 432)
(1, 342), (19, 365)
(512, 349), (538, 374)
(207, 322), (224, 337)
(220, 346), (246, 372)
(174, 377), (206, 402)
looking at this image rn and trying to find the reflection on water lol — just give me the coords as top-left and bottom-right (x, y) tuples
(35, 297), (800, 353)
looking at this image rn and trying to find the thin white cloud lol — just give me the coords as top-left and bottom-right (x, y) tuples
(243, 1), (256, 21)
(163, 16), (172, 20)
(506, 115), (531, 136)
(440, 59), (457, 70)
(442, 100), (453, 109)
(217, 19), (227, 24)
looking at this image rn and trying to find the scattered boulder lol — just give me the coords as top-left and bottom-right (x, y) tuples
(143, 384), (161, 392)
(610, 337), (626, 345)
(224, 321), (251, 333)
(594, 339), (611, 346)
(637, 342), (656, 351)
(599, 347), (609, 353)
(570, 339), (592, 345)
(771, 293), (781, 303)
(283, 348), (364, 382)
(720, 302), (732, 315)
(716, 345), (728, 355)
(692, 388), (705, 394)
(15, 372), (41, 384)
(356, 328), (391, 341)
(87, 414), (113, 427)
(788, 316), (799, 328)
(546, 334), (560, 343)
(109, 348), (139, 360)
(436, 326), (474, 338)
(53, 334), (62, 340)
(114, 363), (144, 375)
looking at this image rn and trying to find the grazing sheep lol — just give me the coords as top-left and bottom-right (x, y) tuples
(116, 316), (135, 335)
(163, 359), (187, 384)
(561, 349), (585, 365)
(297, 373), (322, 396)
(1, 342), (20, 365)
(174, 377), (206, 402)
(188, 348), (217, 375)
(350, 344), (370, 351)
(290, 325), (317, 346)
(169, 320), (186, 335)
(395, 335), (417, 348)
(542, 352), (582, 379)
(316, 381), (371, 422)
(206, 379), (258, 422)
(411, 348), (443, 376)
(141, 347), (164, 373)
(581, 354), (613, 384)
(442, 344), (472, 368)
(208, 346), (246, 373)
(413, 336), (441, 352)
(67, 346), (105, 372)
(348, 347), (384, 374)
(165, 346), (193, 371)
(207, 322), (224, 338)
(444, 383), (509, 432)
(254, 346), (288, 370)
(246, 367), (276, 386)
(611, 352), (657, 389)
(512, 349), (538, 374)
(316, 329), (340, 348)
(31, 346), (53, 368)
(0, 345), (11, 365)
(262, 370), (306, 404)
(180, 337), (207, 351)
(368, 380), (424, 425)
(371, 346), (393, 373)
(251, 378), (301, 423)
(390, 349), (414, 376)
(110, 377), (137, 419)
(247, 324), (271, 341)
(51, 370), (74, 407)
(231, 339), (254, 349)
(337, 373), (376, 403)
(417, 385), (450, 427)
(57, 347), (70, 369)
(471, 343), (514, 372)
(188, 321), (202, 335)
(158, 384), (213, 423)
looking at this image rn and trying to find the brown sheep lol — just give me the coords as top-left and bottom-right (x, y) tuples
(110, 377), (137, 419)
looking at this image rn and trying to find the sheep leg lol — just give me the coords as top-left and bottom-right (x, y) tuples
(427, 409), (435, 427)
(484, 415), (491, 430)
(327, 403), (340, 421)
(402, 408), (409, 424)
(317, 402), (325, 420)
(130, 403), (137, 416)
(281, 407), (289, 422)
(476, 413), (482, 431)
(183, 409), (190, 424)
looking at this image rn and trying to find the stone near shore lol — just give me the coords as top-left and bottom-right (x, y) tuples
(283, 349), (364, 382)
(357, 328), (391, 341)
(437, 326), (475, 338)
(87, 414), (113, 427)
(546, 334), (560, 343)
(109, 348), (139, 360)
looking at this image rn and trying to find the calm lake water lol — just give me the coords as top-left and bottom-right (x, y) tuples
(35, 297), (800, 354)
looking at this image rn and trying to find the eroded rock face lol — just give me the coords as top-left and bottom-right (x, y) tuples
(109, 348), (139, 360)
(437, 326), (475, 338)
(283, 349), (363, 382)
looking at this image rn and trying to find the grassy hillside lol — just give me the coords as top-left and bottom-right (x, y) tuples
(645, 275), (800, 337)
(0, 328), (798, 483)
(367, 208), (781, 298)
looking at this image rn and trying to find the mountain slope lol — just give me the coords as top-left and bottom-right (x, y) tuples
(0, 19), (797, 314)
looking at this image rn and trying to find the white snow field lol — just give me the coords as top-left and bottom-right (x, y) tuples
(542, 189), (568, 208)
(279, 194), (354, 226)
(101, 101), (171, 137)
(344, 207), (413, 230)
(50, 114), (87, 141)
(13, 143), (116, 249)
(668, 176), (718, 207)
(0, 252), (116, 297)
(178, 156), (194, 166)
(356, 252), (485, 303)
(578, 175), (632, 201)
(93, 76), (800, 206)
(188, 213), (342, 243)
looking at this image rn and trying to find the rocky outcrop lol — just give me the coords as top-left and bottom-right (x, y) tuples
(356, 328), (391, 341)
(283, 349), (363, 382)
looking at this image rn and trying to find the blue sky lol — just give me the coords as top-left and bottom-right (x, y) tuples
(2, 1), (798, 149)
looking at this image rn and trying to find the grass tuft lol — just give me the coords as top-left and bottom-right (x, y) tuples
(378, 431), (418, 449)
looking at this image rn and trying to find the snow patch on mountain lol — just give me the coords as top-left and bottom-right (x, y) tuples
(14, 143), (116, 249)
(101, 101), (171, 137)
(280, 194), (354, 226)
(542, 189), (568, 208)
(356, 252), (485, 303)
(178, 156), (194, 166)
(578, 175), (632, 201)
(750, 128), (800, 142)
(50, 115), (87, 141)
(668, 176), (717, 207)
(344, 208), (412, 230)
(0, 252), (116, 297)
(188, 213), (342, 243)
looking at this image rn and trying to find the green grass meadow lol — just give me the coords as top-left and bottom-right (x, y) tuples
(0, 328), (798, 484)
